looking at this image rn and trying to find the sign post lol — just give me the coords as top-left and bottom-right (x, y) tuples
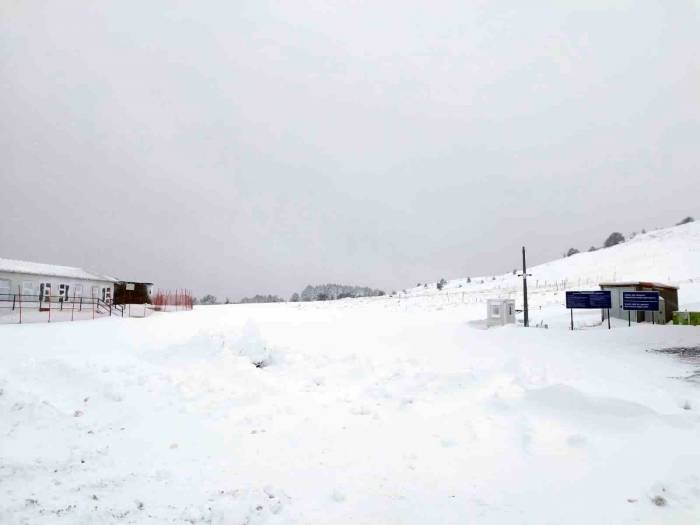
(622, 291), (660, 326)
(566, 291), (612, 330)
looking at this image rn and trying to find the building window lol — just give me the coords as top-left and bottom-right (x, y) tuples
(0, 279), (10, 298)
(22, 281), (36, 296)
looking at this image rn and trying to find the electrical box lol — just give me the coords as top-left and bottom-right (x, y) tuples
(487, 299), (516, 327)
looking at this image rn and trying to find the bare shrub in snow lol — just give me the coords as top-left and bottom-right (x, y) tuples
(651, 495), (667, 507)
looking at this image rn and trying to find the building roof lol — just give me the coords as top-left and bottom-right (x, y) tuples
(599, 281), (678, 290)
(0, 257), (116, 283)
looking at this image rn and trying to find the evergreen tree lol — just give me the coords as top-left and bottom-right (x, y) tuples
(603, 232), (625, 248)
(200, 294), (217, 305)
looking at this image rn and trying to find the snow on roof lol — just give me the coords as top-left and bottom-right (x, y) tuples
(599, 281), (678, 290)
(115, 280), (154, 285)
(0, 257), (116, 282)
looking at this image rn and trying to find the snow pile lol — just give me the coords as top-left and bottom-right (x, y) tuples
(1, 300), (700, 523)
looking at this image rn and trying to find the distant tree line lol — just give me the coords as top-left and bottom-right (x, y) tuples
(198, 294), (218, 305)
(194, 284), (385, 306)
(290, 284), (385, 302)
(238, 295), (284, 304)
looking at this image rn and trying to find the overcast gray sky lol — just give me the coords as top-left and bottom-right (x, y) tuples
(1, 1), (699, 299)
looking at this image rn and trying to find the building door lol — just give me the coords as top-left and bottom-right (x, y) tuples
(59, 284), (70, 303)
(39, 282), (51, 310)
(102, 287), (112, 304)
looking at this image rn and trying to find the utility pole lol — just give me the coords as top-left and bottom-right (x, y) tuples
(521, 246), (530, 327)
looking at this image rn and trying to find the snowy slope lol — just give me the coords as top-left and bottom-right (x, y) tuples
(401, 221), (700, 310)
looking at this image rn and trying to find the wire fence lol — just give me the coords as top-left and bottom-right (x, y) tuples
(390, 275), (700, 310)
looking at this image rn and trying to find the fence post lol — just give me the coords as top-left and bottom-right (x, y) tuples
(48, 295), (51, 323)
(12, 294), (16, 311)
(80, 296), (83, 311)
(18, 285), (22, 324)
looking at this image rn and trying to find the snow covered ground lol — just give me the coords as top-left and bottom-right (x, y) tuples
(2, 299), (700, 524)
(2, 222), (700, 524)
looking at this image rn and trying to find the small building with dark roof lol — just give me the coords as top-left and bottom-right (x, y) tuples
(113, 281), (153, 305)
(599, 281), (678, 324)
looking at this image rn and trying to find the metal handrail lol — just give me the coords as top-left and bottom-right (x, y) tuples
(0, 293), (110, 311)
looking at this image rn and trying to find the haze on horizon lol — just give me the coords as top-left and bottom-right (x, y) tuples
(1, 1), (699, 300)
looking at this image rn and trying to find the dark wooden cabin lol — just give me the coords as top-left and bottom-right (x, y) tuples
(114, 281), (153, 305)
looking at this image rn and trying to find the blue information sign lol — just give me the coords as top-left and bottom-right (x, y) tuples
(622, 291), (659, 311)
(566, 291), (612, 309)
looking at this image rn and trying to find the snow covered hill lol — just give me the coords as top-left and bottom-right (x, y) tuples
(400, 221), (700, 312)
